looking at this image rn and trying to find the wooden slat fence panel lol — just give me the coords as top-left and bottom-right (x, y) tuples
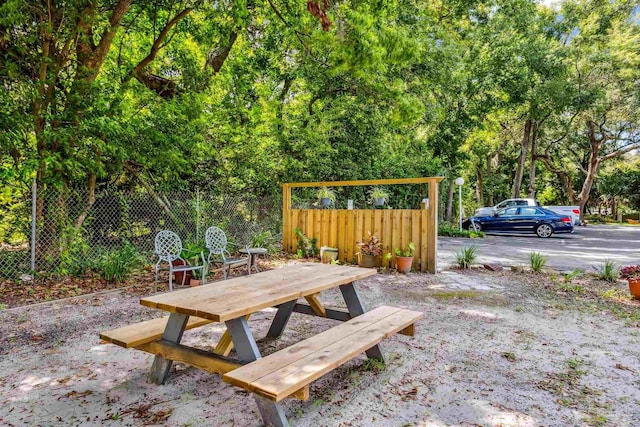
(282, 177), (442, 273)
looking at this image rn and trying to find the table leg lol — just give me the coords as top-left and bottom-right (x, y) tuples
(225, 316), (290, 427)
(339, 283), (385, 363)
(266, 300), (297, 339)
(149, 313), (189, 384)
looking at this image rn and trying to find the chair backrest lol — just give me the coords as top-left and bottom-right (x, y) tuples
(205, 226), (227, 254)
(154, 230), (183, 262)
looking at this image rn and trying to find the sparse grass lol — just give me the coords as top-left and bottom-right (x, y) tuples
(362, 358), (386, 373)
(596, 260), (620, 283)
(558, 282), (585, 293)
(455, 245), (477, 269)
(563, 269), (583, 283)
(529, 252), (547, 273)
(431, 290), (480, 300)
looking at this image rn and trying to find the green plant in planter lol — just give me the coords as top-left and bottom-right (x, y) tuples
(316, 187), (336, 207)
(369, 187), (389, 206)
(395, 242), (416, 257)
(294, 228), (319, 257)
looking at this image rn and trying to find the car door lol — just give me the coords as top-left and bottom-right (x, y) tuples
(486, 207), (518, 231)
(511, 207), (539, 231)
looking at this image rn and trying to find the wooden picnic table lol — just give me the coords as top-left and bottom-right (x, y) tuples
(101, 263), (421, 427)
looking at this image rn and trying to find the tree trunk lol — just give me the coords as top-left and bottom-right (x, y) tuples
(512, 118), (532, 198)
(528, 121), (538, 199)
(445, 178), (455, 223)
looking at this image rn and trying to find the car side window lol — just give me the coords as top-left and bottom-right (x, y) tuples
(516, 200), (528, 206)
(519, 207), (538, 216)
(496, 201), (507, 209)
(534, 208), (545, 215)
(498, 207), (518, 216)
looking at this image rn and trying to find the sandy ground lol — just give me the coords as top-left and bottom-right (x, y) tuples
(1, 267), (640, 427)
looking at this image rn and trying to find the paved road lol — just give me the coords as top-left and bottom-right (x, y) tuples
(438, 224), (640, 272)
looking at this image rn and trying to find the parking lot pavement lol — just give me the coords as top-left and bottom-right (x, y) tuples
(438, 224), (640, 272)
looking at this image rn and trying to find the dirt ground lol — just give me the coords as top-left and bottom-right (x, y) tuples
(1, 265), (639, 427)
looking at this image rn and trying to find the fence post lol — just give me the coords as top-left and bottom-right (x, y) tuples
(196, 188), (201, 242)
(30, 179), (37, 272)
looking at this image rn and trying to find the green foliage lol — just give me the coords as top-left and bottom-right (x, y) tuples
(316, 187), (336, 203)
(250, 231), (280, 254)
(563, 269), (584, 283)
(94, 242), (145, 283)
(439, 223), (484, 238)
(294, 228), (318, 258)
(369, 187), (389, 203)
(529, 252), (548, 273)
(596, 260), (620, 283)
(455, 246), (477, 269)
(395, 242), (415, 257)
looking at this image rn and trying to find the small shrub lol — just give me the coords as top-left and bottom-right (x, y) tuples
(294, 228), (318, 257)
(455, 245), (477, 269)
(439, 222), (484, 238)
(250, 230), (280, 253)
(95, 242), (145, 283)
(530, 252), (547, 273)
(562, 269), (583, 283)
(596, 260), (619, 283)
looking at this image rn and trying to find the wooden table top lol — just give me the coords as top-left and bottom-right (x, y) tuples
(140, 263), (377, 322)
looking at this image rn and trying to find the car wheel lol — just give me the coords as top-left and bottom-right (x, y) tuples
(535, 224), (553, 238)
(470, 221), (482, 232)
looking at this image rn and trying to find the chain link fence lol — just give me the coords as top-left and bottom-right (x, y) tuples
(0, 185), (282, 279)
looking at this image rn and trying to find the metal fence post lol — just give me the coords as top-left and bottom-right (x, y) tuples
(196, 188), (201, 242)
(30, 179), (37, 272)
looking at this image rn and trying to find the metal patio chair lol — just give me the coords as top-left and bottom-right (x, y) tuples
(205, 226), (250, 279)
(154, 230), (206, 292)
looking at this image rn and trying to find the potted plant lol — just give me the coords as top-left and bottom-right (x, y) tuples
(620, 265), (640, 299)
(394, 242), (415, 273)
(316, 186), (336, 208)
(356, 233), (382, 268)
(369, 187), (389, 207)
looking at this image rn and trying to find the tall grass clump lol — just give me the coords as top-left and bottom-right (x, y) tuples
(529, 252), (547, 273)
(96, 242), (145, 283)
(596, 260), (619, 283)
(456, 246), (477, 269)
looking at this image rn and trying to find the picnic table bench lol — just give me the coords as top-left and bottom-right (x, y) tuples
(100, 263), (422, 427)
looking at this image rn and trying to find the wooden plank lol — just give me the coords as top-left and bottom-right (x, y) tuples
(364, 211), (372, 241)
(141, 264), (378, 322)
(223, 306), (423, 401)
(337, 210), (346, 262)
(292, 386), (310, 401)
(427, 180), (439, 273)
(285, 177), (443, 188)
(320, 210), (328, 248)
(382, 210), (392, 268)
(214, 314), (251, 357)
(411, 210), (421, 270)
(354, 210), (364, 253)
(391, 211), (401, 268)
(346, 211), (355, 263)
(403, 210), (412, 266)
(136, 341), (240, 375)
(282, 185), (291, 252)
(329, 210), (338, 249)
(400, 323), (415, 337)
(291, 209), (299, 252)
(421, 210), (428, 272)
(223, 306), (400, 388)
(100, 316), (212, 349)
(303, 293), (326, 317)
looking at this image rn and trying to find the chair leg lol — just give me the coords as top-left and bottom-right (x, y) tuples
(154, 265), (159, 292)
(223, 264), (228, 280)
(169, 267), (173, 292)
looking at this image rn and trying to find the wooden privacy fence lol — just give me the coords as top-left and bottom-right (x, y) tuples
(282, 177), (443, 273)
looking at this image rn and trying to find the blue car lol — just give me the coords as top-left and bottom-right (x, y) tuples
(463, 206), (574, 238)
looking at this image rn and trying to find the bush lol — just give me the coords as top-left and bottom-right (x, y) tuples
(439, 222), (484, 238)
(529, 252), (547, 273)
(456, 246), (477, 269)
(596, 260), (620, 283)
(94, 242), (145, 283)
